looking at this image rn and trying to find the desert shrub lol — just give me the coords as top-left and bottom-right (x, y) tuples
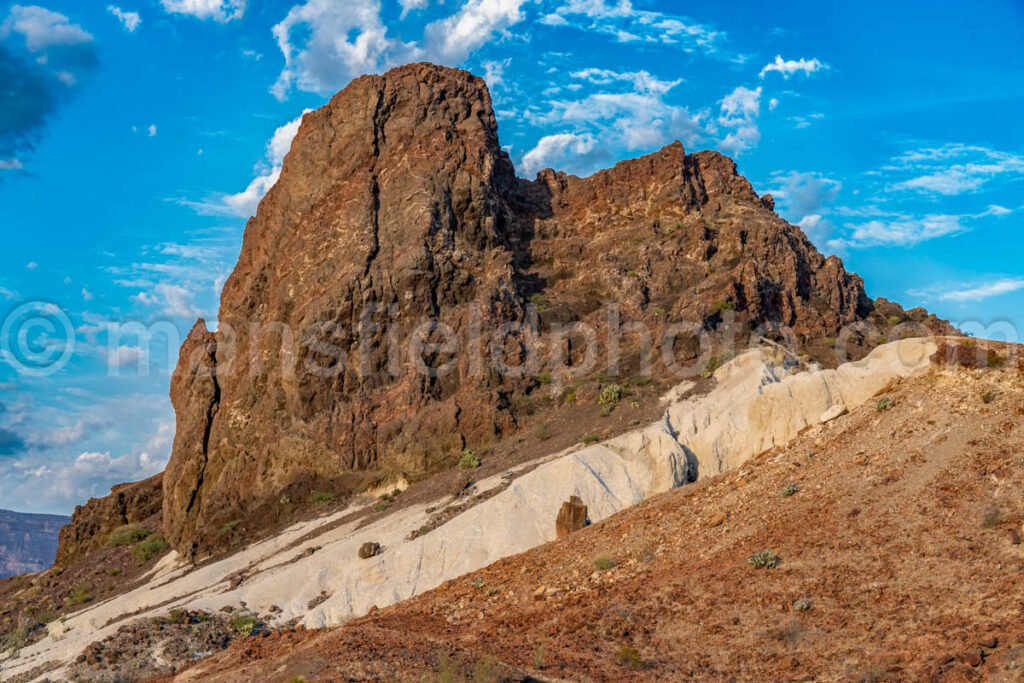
(168, 609), (187, 625)
(615, 645), (647, 670)
(981, 390), (997, 404)
(527, 293), (548, 312)
(593, 556), (615, 571)
(66, 584), (92, 606)
(458, 449), (481, 470)
(218, 520), (241, 536)
(232, 616), (259, 637)
(876, 397), (895, 412)
(793, 597), (812, 612)
(598, 384), (622, 415)
(536, 423), (551, 441)
(133, 534), (170, 562)
(780, 483), (800, 498)
(537, 372), (553, 385)
(714, 299), (735, 312)
(987, 349), (1007, 367)
(748, 550), (781, 569)
(107, 525), (150, 547)
(701, 356), (723, 379)
(582, 434), (600, 445)
(309, 491), (336, 507)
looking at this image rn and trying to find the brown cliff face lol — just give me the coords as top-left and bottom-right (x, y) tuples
(162, 63), (947, 557)
(55, 474), (163, 566)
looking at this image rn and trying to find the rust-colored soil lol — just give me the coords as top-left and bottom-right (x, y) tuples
(168, 351), (1024, 682)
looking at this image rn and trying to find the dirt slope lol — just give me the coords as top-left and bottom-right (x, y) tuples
(171, 341), (1024, 682)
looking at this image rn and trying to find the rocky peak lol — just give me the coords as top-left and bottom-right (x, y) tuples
(158, 63), (947, 558)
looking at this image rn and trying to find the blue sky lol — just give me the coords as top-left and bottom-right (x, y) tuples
(1, 0), (1022, 513)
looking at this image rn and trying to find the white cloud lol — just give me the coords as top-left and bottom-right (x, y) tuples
(0, 5), (93, 52)
(910, 278), (1024, 303)
(717, 85), (761, 156)
(26, 261), (38, 270)
(160, 0), (245, 22)
(81, 287), (93, 301)
(570, 68), (681, 94)
(399, 0), (430, 18)
(768, 97), (779, 110)
(108, 344), (145, 369)
(520, 132), (610, 177)
(424, 0), (527, 64)
(827, 205), (1012, 250)
(271, 0), (526, 100)
(768, 171), (843, 240)
(0, 159), (23, 171)
(544, 1), (722, 52)
(107, 5), (141, 32)
(147, 124), (157, 137)
(183, 111), (308, 218)
(759, 55), (827, 79)
(271, 0), (412, 100)
(885, 144), (1024, 196)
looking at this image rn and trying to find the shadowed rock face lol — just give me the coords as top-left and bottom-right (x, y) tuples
(161, 63), (947, 557)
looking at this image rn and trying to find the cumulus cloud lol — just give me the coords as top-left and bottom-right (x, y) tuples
(0, 6), (97, 165)
(520, 132), (611, 177)
(424, 0), (527, 64)
(520, 66), (708, 176)
(885, 144), (1024, 196)
(717, 85), (761, 155)
(160, 0), (245, 23)
(399, 0), (431, 18)
(759, 55), (828, 79)
(107, 5), (141, 32)
(270, 0), (528, 100)
(768, 171), (842, 238)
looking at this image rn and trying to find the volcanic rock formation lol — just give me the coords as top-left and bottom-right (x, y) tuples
(158, 63), (948, 558)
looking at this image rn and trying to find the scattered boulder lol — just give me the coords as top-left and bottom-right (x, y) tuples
(359, 542), (382, 560)
(819, 404), (848, 424)
(556, 496), (588, 539)
(1008, 529), (1021, 545)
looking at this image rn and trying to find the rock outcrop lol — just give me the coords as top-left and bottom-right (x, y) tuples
(162, 63), (950, 557)
(56, 474), (163, 566)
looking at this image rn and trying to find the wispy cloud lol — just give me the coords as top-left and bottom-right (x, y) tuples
(909, 277), (1024, 303)
(107, 6), (141, 32)
(828, 205), (1012, 250)
(718, 85), (761, 156)
(541, 1), (723, 53)
(885, 143), (1024, 196)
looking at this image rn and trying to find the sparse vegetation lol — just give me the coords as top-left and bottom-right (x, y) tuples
(987, 349), (1007, 367)
(533, 642), (546, 670)
(132, 534), (170, 562)
(652, 306), (666, 317)
(793, 597), (812, 612)
(458, 449), (481, 470)
(582, 434), (601, 445)
(593, 556), (615, 571)
(713, 299), (735, 313)
(537, 372), (553, 385)
(536, 422), (551, 441)
(981, 389), (997, 404)
(982, 506), (1004, 528)
(310, 491), (336, 507)
(106, 524), (150, 547)
(218, 520), (242, 537)
(232, 616), (260, 637)
(701, 355), (723, 379)
(748, 550), (781, 569)
(66, 584), (93, 607)
(375, 488), (403, 512)
(527, 293), (548, 313)
(598, 383), (622, 415)
(615, 645), (647, 670)
(876, 397), (895, 412)
(767, 619), (805, 646)
(780, 483), (800, 498)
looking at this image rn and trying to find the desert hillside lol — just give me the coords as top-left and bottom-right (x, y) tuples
(169, 339), (1024, 682)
